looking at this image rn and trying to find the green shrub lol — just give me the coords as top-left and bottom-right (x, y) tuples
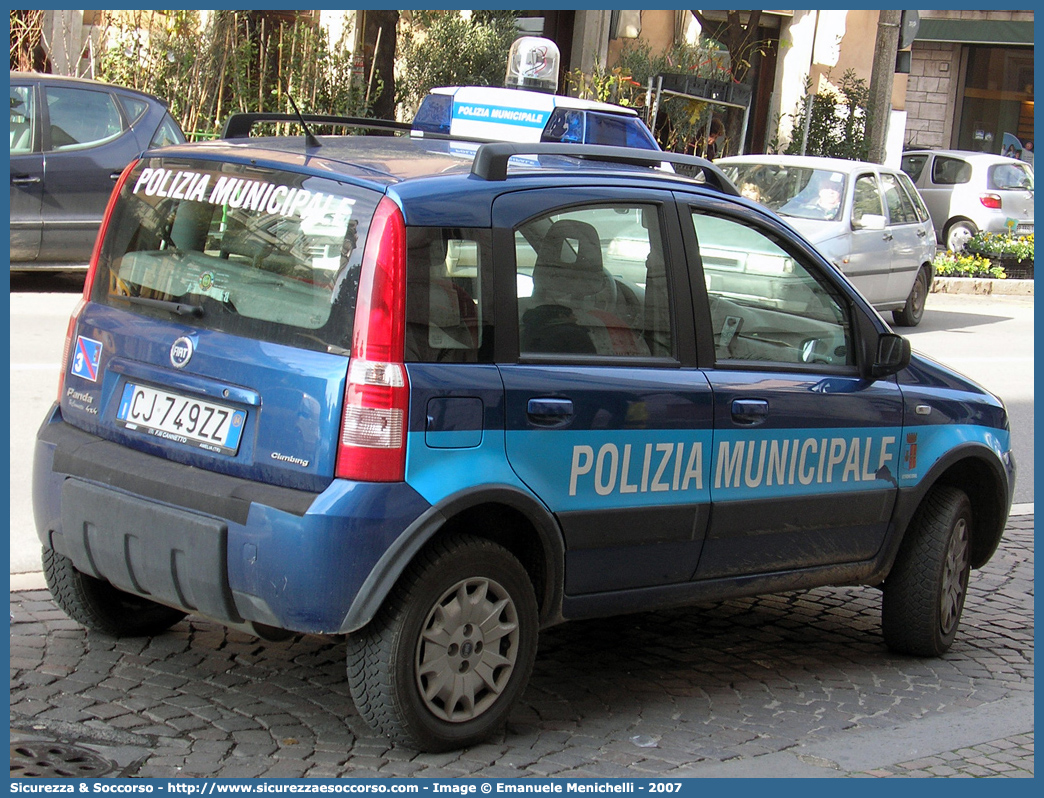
(96, 11), (366, 140)
(779, 70), (869, 160)
(932, 251), (1006, 279)
(396, 11), (520, 114)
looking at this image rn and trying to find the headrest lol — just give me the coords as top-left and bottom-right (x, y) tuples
(535, 219), (602, 272)
(533, 220), (606, 300)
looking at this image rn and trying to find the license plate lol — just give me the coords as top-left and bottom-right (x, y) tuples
(116, 383), (247, 455)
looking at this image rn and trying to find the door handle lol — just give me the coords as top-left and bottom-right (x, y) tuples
(917, 229), (928, 237)
(882, 232), (894, 241)
(11, 175), (41, 185)
(731, 398), (769, 425)
(527, 398), (574, 426)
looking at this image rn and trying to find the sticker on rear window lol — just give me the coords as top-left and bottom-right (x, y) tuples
(71, 336), (102, 382)
(131, 167), (356, 223)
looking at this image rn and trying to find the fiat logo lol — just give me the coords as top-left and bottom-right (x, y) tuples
(170, 336), (194, 369)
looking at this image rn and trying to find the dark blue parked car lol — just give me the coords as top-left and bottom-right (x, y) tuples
(33, 117), (1015, 751)
(10, 72), (185, 271)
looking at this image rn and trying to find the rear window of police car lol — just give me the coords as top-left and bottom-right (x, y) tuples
(94, 159), (380, 354)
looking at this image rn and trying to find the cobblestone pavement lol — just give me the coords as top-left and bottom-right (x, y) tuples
(851, 733), (1034, 778)
(10, 515), (1033, 779)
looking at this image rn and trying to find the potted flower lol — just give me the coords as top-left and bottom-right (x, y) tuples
(931, 250), (1006, 280)
(965, 232), (1034, 279)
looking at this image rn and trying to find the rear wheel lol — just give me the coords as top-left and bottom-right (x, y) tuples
(346, 535), (538, 751)
(945, 220), (977, 252)
(42, 547), (187, 637)
(882, 486), (972, 656)
(892, 266), (930, 327)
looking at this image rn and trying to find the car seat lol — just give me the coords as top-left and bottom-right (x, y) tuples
(10, 110), (33, 153)
(521, 219), (647, 356)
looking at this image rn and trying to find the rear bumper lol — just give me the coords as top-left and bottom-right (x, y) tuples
(33, 406), (432, 634)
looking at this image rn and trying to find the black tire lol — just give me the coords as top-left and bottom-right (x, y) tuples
(944, 220), (977, 252)
(346, 535), (538, 752)
(892, 266), (930, 327)
(42, 547), (187, 637)
(882, 486), (972, 657)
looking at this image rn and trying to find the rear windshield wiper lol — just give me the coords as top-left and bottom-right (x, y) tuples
(123, 295), (204, 317)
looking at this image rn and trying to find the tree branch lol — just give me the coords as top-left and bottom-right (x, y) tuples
(691, 10), (765, 82)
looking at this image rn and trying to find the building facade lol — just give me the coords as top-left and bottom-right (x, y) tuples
(592, 9), (1035, 161)
(905, 10), (1034, 155)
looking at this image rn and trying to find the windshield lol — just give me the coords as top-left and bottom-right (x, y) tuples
(94, 158), (380, 354)
(722, 163), (847, 222)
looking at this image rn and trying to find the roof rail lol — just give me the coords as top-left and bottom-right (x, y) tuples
(221, 113), (412, 140)
(471, 142), (739, 195)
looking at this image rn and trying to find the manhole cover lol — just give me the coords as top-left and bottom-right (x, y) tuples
(10, 742), (118, 778)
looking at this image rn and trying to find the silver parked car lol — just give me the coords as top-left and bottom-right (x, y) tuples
(717, 154), (936, 326)
(900, 149), (1034, 252)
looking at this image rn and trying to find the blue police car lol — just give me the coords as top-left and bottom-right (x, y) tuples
(33, 119), (1015, 752)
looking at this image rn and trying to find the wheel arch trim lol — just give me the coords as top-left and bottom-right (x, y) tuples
(338, 484), (565, 633)
(886, 440), (1012, 575)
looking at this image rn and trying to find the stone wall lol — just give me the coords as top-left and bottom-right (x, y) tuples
(905, 43), (959, 150)
(905, 9), (1034, 150)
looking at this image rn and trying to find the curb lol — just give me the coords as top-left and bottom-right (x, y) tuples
(931, 276), (1033, 296)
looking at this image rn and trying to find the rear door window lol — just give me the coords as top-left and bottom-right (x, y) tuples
(45, 86), (124, 151)
(931, 156), (972, 185)
(95, 158), (380, 353)
(879, 172), (920, 225)
(896, 171), (931, 223)
(514, 204), (673, 359)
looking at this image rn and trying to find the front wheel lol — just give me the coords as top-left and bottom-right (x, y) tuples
(43, 547), (187, 637)
(882, 486), (972, 656)
(346, 535), (539, 751)
(892, 266), (930, 327)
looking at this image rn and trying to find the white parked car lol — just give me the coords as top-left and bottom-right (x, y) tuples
(717, 154), (937, 326)
(900, 149), (1034, 252)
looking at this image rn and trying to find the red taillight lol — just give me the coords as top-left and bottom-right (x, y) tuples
(335, 197), (410, 482)
(979, 193), (1002, 210)
(57, 300), (85, 401)
(57, 160), (139, 401)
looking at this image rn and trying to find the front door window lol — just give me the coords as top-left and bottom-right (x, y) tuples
(691, 211), (854, 367)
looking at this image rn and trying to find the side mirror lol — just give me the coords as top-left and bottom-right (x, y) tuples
(871, 333), (911, 378)
(854, 214), (886, 230)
